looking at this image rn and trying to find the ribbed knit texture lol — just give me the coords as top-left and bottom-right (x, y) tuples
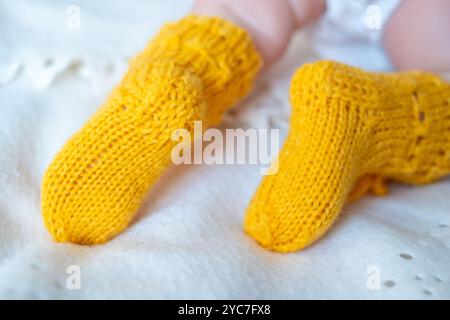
(42, 15), (261, 244)
(245, 61), (450, 253)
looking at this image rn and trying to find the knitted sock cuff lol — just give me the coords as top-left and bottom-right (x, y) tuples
(403, 73), (450, 180)
(137, 15), (262, 125)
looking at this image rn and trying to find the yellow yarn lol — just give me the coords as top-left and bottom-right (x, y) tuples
(42, 15), (261, 244)
(245, 61), (450, 253)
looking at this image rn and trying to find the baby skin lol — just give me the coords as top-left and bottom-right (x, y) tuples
(42, 0), (450, 251)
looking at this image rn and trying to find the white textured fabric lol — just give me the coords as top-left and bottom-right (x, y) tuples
(0, 0), (449, 299)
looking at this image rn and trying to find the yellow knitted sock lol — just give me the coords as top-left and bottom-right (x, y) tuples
(42, 16), (261, 244)
(245, 61), (450, 253)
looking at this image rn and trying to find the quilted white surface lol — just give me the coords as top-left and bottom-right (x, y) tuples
(0, 0), (449, 299)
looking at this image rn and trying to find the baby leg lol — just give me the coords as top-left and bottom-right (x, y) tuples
(384, 0), (450, 72)
(42, 0), (325, 244)
(245, 61), (450, 252)
(42, 16), (261, 244)
(193, 0), (325, 66)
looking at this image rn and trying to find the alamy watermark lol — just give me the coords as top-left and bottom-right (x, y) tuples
(66, 5), (81, 30)
(365, 4), (382, 31)
(366, 265), (381, 290)
(66, 265), (81, 290)
(171, 121), (280, 175)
